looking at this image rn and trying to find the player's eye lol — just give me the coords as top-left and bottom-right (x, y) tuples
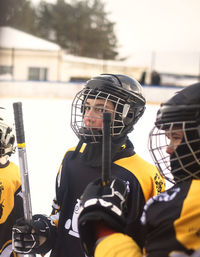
(95, 107), (104, 113)
(85, 106), (91, 112)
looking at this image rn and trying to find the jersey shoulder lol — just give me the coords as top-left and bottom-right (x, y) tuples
(114, 154), (165, 201)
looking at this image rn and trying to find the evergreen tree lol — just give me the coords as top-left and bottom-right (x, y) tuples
(36, 0), (119, 59)
(0, 0), (37, 35)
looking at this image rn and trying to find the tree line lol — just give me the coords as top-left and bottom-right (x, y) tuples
(0, 0), (120, 60)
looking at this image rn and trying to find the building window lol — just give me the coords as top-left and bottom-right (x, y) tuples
(28, 67), (48, 81)
(0, 66), (13, 80)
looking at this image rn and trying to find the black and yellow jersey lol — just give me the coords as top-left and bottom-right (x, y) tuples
(48, 139), (165, 257)
(94, 180), (200, 257)
(142, 179), (200, 257)
(0, 161), (24, 257)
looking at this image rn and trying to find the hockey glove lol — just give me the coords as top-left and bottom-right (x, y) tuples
(12, 214), (55, 255)
(78, 177), (130, 257)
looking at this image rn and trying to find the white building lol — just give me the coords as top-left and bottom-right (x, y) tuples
(0, 26), (144, 82)
(0, 26), (191, 103)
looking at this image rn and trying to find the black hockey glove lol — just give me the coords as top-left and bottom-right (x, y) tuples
(12, 214), (55, 255)
(78, 177), (130, 257)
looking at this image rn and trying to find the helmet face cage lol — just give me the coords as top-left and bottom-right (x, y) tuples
(71, 88), (127, 143)
(148, 121), (200, 184)
(0, 119), (16, 157)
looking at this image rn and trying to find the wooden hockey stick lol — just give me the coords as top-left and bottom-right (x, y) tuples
(102, 112), (112, 186)
(13, 102), (36, 257)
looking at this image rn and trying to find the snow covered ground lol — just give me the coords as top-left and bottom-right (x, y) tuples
(1, 98), (159, 215)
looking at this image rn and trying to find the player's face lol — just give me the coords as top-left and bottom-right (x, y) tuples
(165, 127), (183, 155)
(83, 98), (114, 130)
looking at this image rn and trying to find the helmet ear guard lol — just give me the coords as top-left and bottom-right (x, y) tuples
(122, 104), (130, 124)
(121, 103), (145, 127)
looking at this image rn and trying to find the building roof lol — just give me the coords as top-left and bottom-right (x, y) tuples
(63, 54), (140, 67)
(0, 26), (60, 51)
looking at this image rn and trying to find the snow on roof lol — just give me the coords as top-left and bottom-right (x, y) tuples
(63, 54), (141, 67)
(0, 26), (60, 51)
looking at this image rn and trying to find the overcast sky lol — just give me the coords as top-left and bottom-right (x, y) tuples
(104, 0), (200, 74)
(31, 0), (200, 74)
(105, 0), (200, 54)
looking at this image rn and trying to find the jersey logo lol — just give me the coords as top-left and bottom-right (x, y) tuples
(0, 182), (4, 219)
(141, 187), (180, 225)
(64, 199), (80, 238)
(154, 187), (180, 202)
(154, 173), (164, 193)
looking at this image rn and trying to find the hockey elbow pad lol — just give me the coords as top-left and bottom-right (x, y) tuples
(12, 214), (56, 255)
(78, 177), (130, 257)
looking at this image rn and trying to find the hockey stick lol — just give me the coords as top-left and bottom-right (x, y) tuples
(13, 102), (36, 257)
(102, 112), (112, 186)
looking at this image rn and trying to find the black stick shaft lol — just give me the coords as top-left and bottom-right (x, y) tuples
(102, 112), (112, 186)
(13, 102), (33, 224)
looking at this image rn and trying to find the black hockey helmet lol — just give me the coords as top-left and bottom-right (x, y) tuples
(148, 83), (200, 184)
(71, 74), (146, 143)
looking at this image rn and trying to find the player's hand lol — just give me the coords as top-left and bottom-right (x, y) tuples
(12, 214), (53, 254)
(78, 177), (130, 257)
